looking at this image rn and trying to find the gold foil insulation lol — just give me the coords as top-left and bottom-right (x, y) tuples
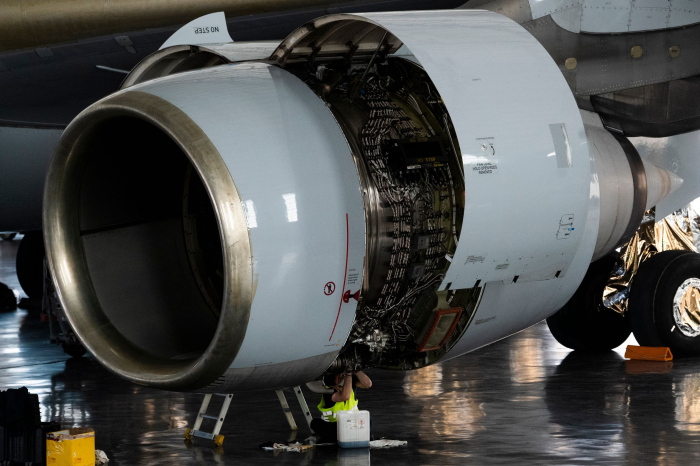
(603, 208), (700, 315)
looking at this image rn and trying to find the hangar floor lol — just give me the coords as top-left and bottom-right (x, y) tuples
(1, 236), (700, 465)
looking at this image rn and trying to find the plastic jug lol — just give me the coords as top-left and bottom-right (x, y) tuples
(337, 410), (370, 448)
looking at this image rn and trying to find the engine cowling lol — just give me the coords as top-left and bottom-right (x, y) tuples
(45, 11), (614, 392)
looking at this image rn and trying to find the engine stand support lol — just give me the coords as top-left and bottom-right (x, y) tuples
(185, 393), (233, 447)
(185, 386), (314, 448)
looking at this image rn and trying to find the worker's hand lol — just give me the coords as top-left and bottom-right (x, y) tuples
(337, 372), (349, 386)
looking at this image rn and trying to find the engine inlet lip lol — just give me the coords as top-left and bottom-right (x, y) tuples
(43, 90), (253, 391)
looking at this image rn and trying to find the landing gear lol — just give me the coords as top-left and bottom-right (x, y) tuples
(0, 282), (19, 311)
(16, 232), (45, 299)
(61, 343), (87, 358)
(629, 250), (700, 357)
(547, 256), (631, 352)
(43, 259), (87, 358)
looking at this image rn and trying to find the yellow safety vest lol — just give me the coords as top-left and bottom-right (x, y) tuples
(317, 390), (358, 423)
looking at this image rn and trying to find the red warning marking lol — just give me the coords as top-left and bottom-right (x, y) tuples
(324, 282), (336, 296)
(343, 290), (360, 303)
(329, 214), (349, 341)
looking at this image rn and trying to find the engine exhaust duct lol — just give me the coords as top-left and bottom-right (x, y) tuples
(584, 110), (683, 262)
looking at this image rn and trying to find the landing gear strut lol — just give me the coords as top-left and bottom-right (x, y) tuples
(43, 260), (87, 358)
(16, 232), (45, 299)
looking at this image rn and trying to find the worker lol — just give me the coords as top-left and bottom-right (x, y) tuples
(310, 370), (372, 442)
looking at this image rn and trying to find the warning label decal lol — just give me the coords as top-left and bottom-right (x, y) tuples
(472, 162), (498, 175)
(466, 255), (486, 264)
(347, 269), (360, 286)
(469, 137), (499, 175)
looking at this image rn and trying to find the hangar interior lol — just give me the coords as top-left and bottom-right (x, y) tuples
(0, 231), (700, 465)
(3, 0), (700, 464)
(3, 235), (700, 464)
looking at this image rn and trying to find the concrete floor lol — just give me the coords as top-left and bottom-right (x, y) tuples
(1, 236), (700, 465)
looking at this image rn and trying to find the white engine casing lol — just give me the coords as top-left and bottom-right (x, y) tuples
(45, 10), (606, 391)
(139, 63), (369, 387)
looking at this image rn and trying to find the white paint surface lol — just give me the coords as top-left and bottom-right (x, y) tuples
(160, 12), (233, 50)
(353, 11), (591, 289)
(128, 63), (366, 369)
(631, 130), (700, 219)
(529, 0), (700, 33)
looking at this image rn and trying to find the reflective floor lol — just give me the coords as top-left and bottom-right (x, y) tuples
(1, 236), (700, 464)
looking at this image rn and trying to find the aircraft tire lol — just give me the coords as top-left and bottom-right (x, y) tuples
(0, 282), (18, 312)
(62, 342), (87, 358)
(547, 255), (631, 352)
(15, 232), (45, 299)
(629, 250), (700, 357)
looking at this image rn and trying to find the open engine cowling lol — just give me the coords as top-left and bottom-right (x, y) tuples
(45, 11), (602, 392)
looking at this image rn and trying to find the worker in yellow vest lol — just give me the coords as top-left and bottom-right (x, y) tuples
(310, 370), (372, 442)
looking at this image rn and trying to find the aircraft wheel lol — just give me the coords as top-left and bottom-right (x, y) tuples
(62, 342), (87, 358)
(629, 250), (700, 357)
(0, 283), (18, 312)
(547, 255), (631, 352)
(0, 233), (17, 241)
(15, 232), (45, 299)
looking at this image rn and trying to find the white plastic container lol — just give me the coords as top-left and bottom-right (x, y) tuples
(337, 410), (370, 448)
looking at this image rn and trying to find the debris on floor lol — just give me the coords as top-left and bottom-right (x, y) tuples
(369, 439), (407, 449)
(96, 449), (110, 465)
(260, 442), (314, 452)
(305, 436), (335, 447)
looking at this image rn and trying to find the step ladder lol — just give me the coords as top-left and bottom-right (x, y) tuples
(184, 393), (233, 447)
(275, 386), (315, 433)
(185, 386), (314, 447)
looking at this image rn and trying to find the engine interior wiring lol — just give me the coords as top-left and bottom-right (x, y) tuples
(285, 54), (482, 371)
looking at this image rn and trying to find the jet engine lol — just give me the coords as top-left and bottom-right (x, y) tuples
(42, 11), (679, 392)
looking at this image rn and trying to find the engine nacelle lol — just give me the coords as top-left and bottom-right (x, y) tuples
(44, 11), (629, 392)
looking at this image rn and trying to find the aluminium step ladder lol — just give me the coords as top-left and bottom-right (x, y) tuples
(275, 386), (315, 433)
(185, 386), (314, 447)
(184, 393), (233, 447)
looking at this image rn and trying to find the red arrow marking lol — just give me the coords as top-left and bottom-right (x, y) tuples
(329, 213), (349, 341)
